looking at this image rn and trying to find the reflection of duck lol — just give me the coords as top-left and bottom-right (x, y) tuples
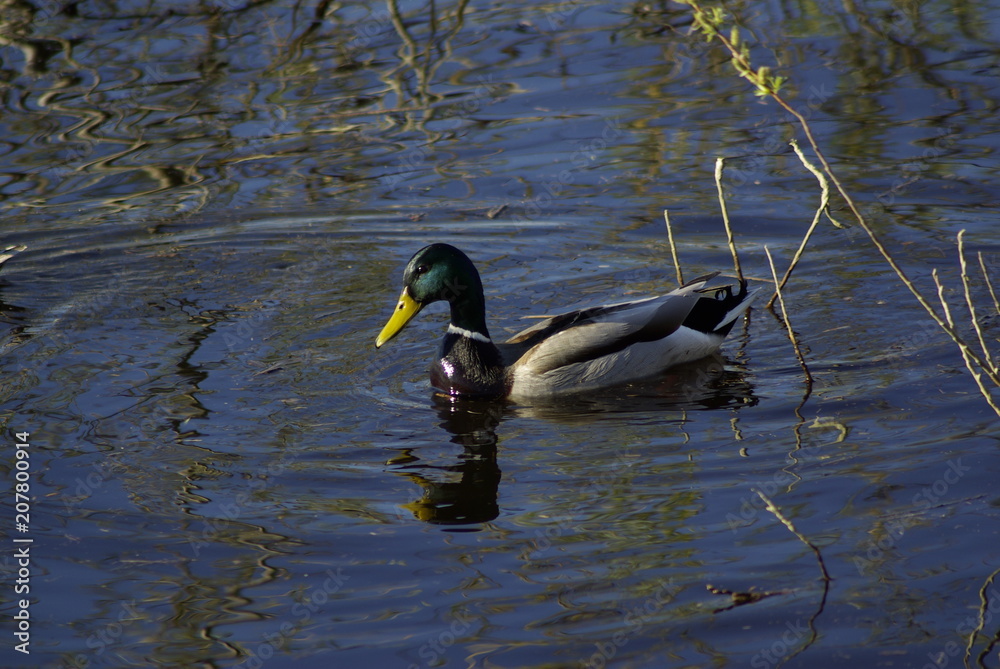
(375, 244), (756, 400)
(394, 395), (504, 525)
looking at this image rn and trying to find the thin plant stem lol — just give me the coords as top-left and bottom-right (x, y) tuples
(766, 140), (844, 309)
(664, 209), (684, 287)
(933, 268), (955, 329)
(933, 269), (1000, 418)
(765, 246), (813, 390)
(958, 231), (997, 375)
(715, 158), (744, 282)
(978, 252), (1000, 316)
(790, 139), (843, 228)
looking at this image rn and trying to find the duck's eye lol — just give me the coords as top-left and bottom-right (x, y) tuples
(415, 264), (429, 275)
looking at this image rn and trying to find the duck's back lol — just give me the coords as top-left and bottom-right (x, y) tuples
(501, 275), (754, 398)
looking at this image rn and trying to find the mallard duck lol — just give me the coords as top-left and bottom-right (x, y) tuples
(375, 243), (755, 399)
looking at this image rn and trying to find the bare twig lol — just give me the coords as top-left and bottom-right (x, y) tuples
(933, 269), (1000, 418)
(933, 269), (955, 328)
(765, 246), (813, 391)
(663, 209), (684, 287)
(958, 231), (998, 375)
(766, 140), (839, 309)
(715, 158), (744, 282)
(790, 139), (842, 228)
(978, 252), (1000, 316)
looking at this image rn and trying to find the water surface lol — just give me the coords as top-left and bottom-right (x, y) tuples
(1, 1), (999, 668)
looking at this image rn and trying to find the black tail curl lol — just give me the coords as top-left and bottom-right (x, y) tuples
(682, 279), (751, 336)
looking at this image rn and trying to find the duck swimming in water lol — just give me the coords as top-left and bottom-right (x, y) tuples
(375, 243), (755, 400)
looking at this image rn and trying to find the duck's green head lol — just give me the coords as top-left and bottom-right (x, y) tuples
(375, 243), (486, 348)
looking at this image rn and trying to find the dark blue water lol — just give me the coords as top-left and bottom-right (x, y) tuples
(1, 1), (999, 667)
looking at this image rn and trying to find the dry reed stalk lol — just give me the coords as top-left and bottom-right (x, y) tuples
(765, 246), (813, 389)
(932, 267), (1000, 418)
(715, 158), (744, 282)
(766, 140), (840, 309)
(663, 209), (684, 287)
(978, 252), (1000, 316)
(958, 232), (998, 375)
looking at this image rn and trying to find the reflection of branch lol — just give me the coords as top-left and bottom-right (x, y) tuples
(706, 583), (786, 613)
(385, 0), (471, 122)
(756, 490), (830, 583)
(755, 490), (831, 668)
(965, 565), (1000, 667)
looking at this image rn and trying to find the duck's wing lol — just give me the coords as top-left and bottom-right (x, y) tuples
(500, 273), (731, 375)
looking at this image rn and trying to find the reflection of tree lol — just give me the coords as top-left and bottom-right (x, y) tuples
(0, 0), (501, 218)
(381, 0), (472, 128)
(0, 0), (72, 75)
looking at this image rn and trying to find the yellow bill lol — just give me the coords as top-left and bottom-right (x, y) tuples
(375, 289), (423, 348)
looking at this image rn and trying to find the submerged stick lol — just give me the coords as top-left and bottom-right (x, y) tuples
(715, 158), (744, 282)
(765, 246), (813, 390)
(663, 209), (684, 287)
